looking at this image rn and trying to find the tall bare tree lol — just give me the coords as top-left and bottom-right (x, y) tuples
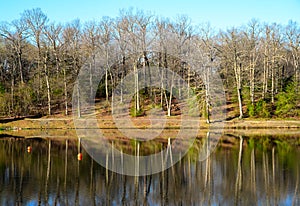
(286, 20), (300, 87)
(243, 19), (261, 105)
(82, 20), (101, 104)
(99, 17), (113, 103)
(22, 8), (48, 105)
(62, 19), (82, 117)
(44, 23), (67, 114)
(113, 16), (130, 103)
(220, 28), (244, 119)
(0, 19), (28, 85)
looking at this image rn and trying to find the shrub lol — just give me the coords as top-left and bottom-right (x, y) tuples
(130, 107), (144, 117)
(255, 99), (271, 118)
(275, 83), (298, 117)
(247, 103), (255, 117)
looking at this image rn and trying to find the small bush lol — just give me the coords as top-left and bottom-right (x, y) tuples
(247, 103), (255, 117)
(255, 99), (271, 118)
(130, 107), (144, 117)
(275, 83), (298, 117)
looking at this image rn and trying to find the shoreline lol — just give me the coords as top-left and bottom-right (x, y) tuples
(0, 117), (300, 142)
(1, 117), (300, 130)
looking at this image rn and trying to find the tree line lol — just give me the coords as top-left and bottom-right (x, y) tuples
(0, 8), (299, 120)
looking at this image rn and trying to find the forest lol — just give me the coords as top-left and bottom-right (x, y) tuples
(0, 8), (299, 121)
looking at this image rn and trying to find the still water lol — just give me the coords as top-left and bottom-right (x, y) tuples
(0, 134), (299, 206)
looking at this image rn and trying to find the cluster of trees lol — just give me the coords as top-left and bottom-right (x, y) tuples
(0, 8), (299, 119)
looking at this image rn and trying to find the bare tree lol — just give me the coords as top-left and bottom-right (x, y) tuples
(134, 10), (154, 96)
(82, 20), (101, 104)
(62, 19), (82, 117)
(269, 23), (284, 103)
(171, 15), (193, 100)
(99, 17), (113, 104)
(120, 9), (142, 114)
(113, 16), (130, 103)
(286, 20), (300, 87)
(243, 19), (261, 105)
(197, 22), (218, 123)
(220, 28), (244, 119)
(22, 8), (48, 105)
(0, 19), (28, 85)
(154, 17), (171, 106)
(44, 23), (68, 115)
(41, 41), (51, 115)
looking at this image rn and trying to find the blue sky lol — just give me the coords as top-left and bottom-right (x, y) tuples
(1, 0), (300, 29)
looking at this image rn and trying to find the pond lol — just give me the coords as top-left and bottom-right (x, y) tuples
(0, 132), (299, 205)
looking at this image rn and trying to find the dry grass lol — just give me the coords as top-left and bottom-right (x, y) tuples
(1, 101), (300, 130)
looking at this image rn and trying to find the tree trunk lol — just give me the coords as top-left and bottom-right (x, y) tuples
(187, 66), (190, 98)
(89, 59), (93, 104)
(250, 65), (255, 105)
(17, 51), (24, 84)
(271, 57), (275, 104)
(76, 81), (81, 118)
(37, 40), (42, 105)
(120, 55), (126, 103)
(160, 66), (164, 106)
(164, 71), (174, 117)
(134, 63), (140, 113)
(44, 53), (51, 115)
(235, 60), (243, 119)
(205, 66), (210, 123)
(262, 44), (269, 100)
(105, 67), (109, 103)
(63, 67), (68, 116)
(237, 87), (243, 119)
(11, 64), (15, 116)
(105, 46), (109, 103)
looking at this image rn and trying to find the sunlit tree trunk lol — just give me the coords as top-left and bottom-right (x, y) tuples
(43, 51), (51, 115)
(134, 63), (140, 114)
(63, 67), (68, 115)
(89, 61), (93, 104)
(105, 65), (109, 103)
(235, 61), (243, 119)
(17, 50), (24, 84)
(164, 72), (174, 117)
(271, 56), (275, 104)
(11, 64), (15, 116)
(204, 66), (211, 123)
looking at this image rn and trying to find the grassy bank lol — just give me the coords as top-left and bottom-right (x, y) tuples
(1, 115), (300, 130)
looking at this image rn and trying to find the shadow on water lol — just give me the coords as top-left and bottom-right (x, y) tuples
(0, 133), (299, 205)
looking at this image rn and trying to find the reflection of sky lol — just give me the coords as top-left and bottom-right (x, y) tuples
(283, 195), (293, 206)
(0, 0), (300, 30)
(257, 194), (296, 206)
(26, 200), (37, 206)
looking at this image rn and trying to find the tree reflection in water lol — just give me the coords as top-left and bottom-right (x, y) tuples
(0, 135), (299, 205)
